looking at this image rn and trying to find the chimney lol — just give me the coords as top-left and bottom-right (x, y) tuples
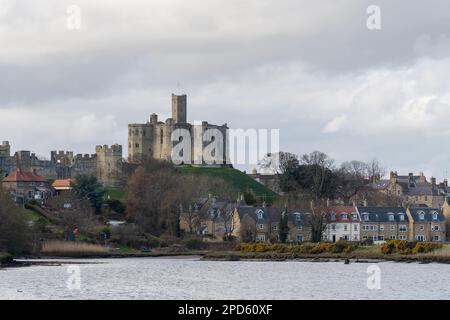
(326, 199), (330, 207)
(431, 177), (436, 186)
(363, 199), (368, 207)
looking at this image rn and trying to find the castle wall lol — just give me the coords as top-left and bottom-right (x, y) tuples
(0, 141), (10, 157)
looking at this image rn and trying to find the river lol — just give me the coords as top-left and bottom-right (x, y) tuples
(1, 257), (449, 300)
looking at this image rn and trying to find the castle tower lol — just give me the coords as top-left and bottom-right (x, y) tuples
(0, 141), (10, 157)
(172, 93), (187, 124)
(128, 123), (153, 164)
(96, 144), (123, 187)
(15, 151), (32, 172)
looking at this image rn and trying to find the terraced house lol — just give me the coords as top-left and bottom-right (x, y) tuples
(287, 210), (312, 243)
(356, 207), (409, 242)
(325, 206), (360, 242)
(234, 206), (279, 243)
(406, 207), (446, 242)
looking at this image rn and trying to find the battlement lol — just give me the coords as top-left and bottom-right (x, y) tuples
(0, 141), (11, 157)
(96, 144), (123, 154)
(74, 153), (97, 160)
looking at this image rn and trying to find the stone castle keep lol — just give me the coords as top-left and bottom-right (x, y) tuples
(128, 94), (229, 165)
(0, 94), (227, 187)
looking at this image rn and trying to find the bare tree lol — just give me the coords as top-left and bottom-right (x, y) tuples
(367, 158), (386, 183)
(300, 151), (335, 200)
(335, 160), (369, 205)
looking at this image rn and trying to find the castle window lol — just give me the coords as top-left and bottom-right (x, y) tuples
(143, 130), (146, 136)
(135, 143), (139, 148)
(160, 129), (164, 144)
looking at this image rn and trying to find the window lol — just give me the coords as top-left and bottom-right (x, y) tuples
(388, 214), (395, 221)
(432, 212), (439, 221)
(380, 225), (385, 231)
(344, 225), (348, 231)
(378, 235), (385, 241)
(295, 213), (301, 221)
(297, 225), (303, 231)
(363, 236), (368, 240)
(257, 210), (264, 220)
(363, 225), (370, 231)
(331, 213), (337, 221)
(160, 129), (164, 144)
(364, 214), (370, 221)
(372, 235), (378, 241)
(399, 214), (405, 221)
(419, 225), (425, 231)
(135, 143), (139, 148)
(432, 225), (440, 231)
(341, 214), (348, 221)
(399, 225), (407, 233)
(433, 235), (440, 241)
(416, 235), (425, 242)
(399, 235), (407, 240)
(418, 211), (425, 221)
(390, 225), (396, 231)
(296, 235), (303, 242)
(354, 225), (358, 231)
(331, 224), (336, 231)
(258, 224), (264, 230)
(390, 235), (396, 240)
(272, 225), (277, 231)
(256, 234), (266, 242)
(352, 214), (358, 220)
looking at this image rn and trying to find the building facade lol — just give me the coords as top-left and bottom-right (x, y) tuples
(406, 207), (446, 242)
(2, 169), (52, 204)
(325, 206), (361, 242)
(356, 207), (410, 242)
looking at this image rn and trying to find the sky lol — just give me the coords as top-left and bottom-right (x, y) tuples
(1, 0), (450, 179)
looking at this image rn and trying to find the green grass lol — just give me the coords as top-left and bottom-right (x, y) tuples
(103, 187), (127, 201)
(178, 166), (278, 202)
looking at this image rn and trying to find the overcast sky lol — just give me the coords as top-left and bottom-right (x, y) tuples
(1, 0), (450, 179)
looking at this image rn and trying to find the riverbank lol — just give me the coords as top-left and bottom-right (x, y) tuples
(202, 245), (450, 264)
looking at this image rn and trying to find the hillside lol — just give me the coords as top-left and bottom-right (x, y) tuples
(178, 166), (278, 202)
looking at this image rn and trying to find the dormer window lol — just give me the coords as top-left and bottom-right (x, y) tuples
(341, 213), (348, 221)
(352, 214), (358, 220)
(418, 211), (425, 221)
(294, 213), (301, 221)
(363, 214), (370, 221)
(331, 213), (337, 221)
(399, 214), (405, 221)
(432, 212), (439, 221)
(257, 210), (264, 220)
(388, 214), (395, 222)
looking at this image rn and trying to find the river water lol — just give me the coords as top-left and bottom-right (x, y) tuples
(0, 257), (449, 300)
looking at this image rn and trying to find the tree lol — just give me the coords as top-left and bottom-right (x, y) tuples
(220, 203), (237, 241)
(367, 158), (386, 183)
(72, 175), (104, 214)
(335, 161), (369, 205)
(277, 208), (289, 243)
(243, 189), (257, 206)
(300, 151), (335, 200)
(0, 187), (31, 254)
(240, 215), (257, 243)
(309, 200), (329, 243)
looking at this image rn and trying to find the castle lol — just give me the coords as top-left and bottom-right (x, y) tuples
(128, 94), (229, 165)
(1, 94), (227, 188)
(0, 142), (122, 187)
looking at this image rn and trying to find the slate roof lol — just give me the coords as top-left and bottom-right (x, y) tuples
(236, 206), (279, 223)
(408, 207), (445, 222)
(356, 206), (408, 223)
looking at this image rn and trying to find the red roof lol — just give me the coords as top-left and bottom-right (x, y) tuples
(52, 179), (74, 189)
(329, 206), (359, 222)
(2, 170), (47, 183)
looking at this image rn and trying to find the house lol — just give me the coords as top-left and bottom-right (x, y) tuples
(203, 198), (238, 241)
(356, 206), (409, 242)
(180, 197), (210, 235)
(51, 179), (75, 194)
(370, 172), (446, 207)
(234, 206), (279, 243)
(325, 206), (360, 242)
(406, 207), (446, 242)
(287, 210), (312, 243)
(1, 169), (52, 204)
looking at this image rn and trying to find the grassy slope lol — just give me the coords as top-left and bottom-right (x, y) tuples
(178, 166), (278, 201)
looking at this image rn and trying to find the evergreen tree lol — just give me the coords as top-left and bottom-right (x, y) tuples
(278, 208), (289, 243)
